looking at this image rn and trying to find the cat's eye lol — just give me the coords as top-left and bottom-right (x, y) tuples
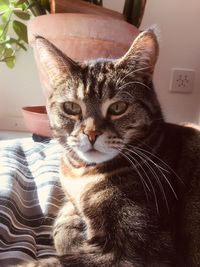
(63, 102), (82, 116)
(108, 101), (128, 116)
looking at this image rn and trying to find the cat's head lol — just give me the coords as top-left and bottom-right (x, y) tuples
(35, 29), (162, 164)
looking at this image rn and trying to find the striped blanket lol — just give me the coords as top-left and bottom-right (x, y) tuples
(0, 138), (66, 266)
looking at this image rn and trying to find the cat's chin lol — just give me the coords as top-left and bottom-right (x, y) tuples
(76, 149), (119, 164)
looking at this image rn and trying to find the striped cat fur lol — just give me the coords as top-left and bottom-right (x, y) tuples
(14, 29), (200, 267)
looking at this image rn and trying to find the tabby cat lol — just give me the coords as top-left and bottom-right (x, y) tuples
(15, 29), (200, 267)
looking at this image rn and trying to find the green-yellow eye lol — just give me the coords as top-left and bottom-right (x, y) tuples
(108, 101), (128, 116)
(63, 102), (81, 116)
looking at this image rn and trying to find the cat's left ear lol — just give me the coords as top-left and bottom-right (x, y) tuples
(35, 36), (81, 97)
(115, 28), (159, 76)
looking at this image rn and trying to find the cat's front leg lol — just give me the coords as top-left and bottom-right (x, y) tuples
(53, 201), (85, 255)
(78, 187), (173, 267)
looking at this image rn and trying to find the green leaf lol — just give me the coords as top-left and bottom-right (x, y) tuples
(5, 55), (16, 68)
(0, 23), (8, 39)
(4, 47), (14, 57)
(5, 42), (12, 49)
(15, 0), (27, 6)
(0, 35), (11, 44)
(10, 37), (27, 50)
(1, 10), (11, 22)
(12, 20), (28, 43)
(16, 40), (27, 50)
(14, 10), (30, 20)
(0, 24), (5, 36)
(0, 0), (9, 12)
(0, 43), (5, 55)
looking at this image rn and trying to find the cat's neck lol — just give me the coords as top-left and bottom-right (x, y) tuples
(61, 150), (129, 178)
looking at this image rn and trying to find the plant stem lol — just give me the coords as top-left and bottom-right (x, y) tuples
(83, 0), (103, 6)
(123, 0), (146, 28)
(0, 12), (12, 40)
(0, 56), (12, 62)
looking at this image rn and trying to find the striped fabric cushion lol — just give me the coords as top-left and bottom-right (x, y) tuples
(0, 138), (66, 266)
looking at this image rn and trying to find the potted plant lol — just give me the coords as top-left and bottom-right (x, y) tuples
(0, 0), (146, 137)
(0, 0), (107, 68)
(0, 0), (146, 69)
(0, 0), (47, 68)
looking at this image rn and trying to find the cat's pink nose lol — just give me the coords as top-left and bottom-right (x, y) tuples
(84, 130), (102, 145)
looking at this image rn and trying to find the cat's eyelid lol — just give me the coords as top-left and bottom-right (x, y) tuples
(53, 95), (74, 103)
(110, 113), (127, 121)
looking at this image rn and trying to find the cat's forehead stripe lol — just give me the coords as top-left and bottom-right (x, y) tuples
(76, 84), (85, 100)
(80, 61), (115, 99)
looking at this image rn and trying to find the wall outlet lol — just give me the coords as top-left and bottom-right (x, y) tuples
(170, 68), (195, 93)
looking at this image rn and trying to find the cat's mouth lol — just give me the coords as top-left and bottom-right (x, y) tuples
(85, 148), (104, 155)
(87, 148), (98, 152)
(76, 146), (119, 164)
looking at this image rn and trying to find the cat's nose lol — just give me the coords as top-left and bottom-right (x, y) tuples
(84, 130), (102, 145)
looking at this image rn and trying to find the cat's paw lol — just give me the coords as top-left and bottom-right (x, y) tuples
(53, 214), (85, 255)
(10, 257), (61, 267)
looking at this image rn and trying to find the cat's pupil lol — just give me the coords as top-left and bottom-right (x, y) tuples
(108, 101), (128, 116)
(63, 102), (81, 116)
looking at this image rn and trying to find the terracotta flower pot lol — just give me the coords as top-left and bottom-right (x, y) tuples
(50, 0), (124, 21)
(22, 106), (52, 137)
(28, 13), (139, 99)
(26, 13), (139, 137)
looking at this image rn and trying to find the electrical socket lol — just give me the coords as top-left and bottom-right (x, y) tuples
(170, 68), (195, 93)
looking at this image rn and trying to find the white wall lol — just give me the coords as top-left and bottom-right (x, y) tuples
(140, 0), (200, 123)
(103, 0), (125, 12)
(0, 0), (200, 131)
(0, 49), (44, 131)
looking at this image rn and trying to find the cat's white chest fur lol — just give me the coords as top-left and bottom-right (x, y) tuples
(60, 172), (101, 204)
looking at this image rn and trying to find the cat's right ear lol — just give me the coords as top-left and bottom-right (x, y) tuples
(35, 36), (81, 96)
(114, 28), (159, 78)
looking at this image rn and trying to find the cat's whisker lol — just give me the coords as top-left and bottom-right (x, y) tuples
(133, 145), (184, 185)
(123, 147), (170, 212)
(118, 152), (151, 206)
(116, 149), (150, 192)
(128, 144), (170, 174)
(118, 81), (152, 92)
(115, 148), (161, 213)
(116, 66), (152, 86)
(121, 149), (160, 213)
(127, 145), (179, 200)
(136, 149), (178, 200)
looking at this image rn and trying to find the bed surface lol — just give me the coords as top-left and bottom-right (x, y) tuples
(0, 137), (65, 266)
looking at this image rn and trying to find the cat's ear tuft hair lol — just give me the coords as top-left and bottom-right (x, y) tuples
(115, 27), (159, 76)
(35, 36), (80, 93)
